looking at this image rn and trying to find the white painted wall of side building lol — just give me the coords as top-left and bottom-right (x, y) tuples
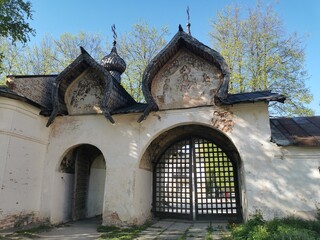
(0, 98), (50, 229)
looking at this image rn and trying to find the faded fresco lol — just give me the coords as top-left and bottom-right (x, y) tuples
(151, 49), (223, 109)
(65, 69), (103, 115)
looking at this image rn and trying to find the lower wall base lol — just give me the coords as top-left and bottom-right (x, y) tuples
(102, 211), (152, 227)
(0, 211), (46, 230)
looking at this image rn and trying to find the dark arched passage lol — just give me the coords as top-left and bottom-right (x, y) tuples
(149, 125), (243, 222)
(58, 144), (106, 221)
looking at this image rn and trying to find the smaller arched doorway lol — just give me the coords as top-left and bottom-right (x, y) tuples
(150, 125), (243, 222)
(56, 144), (106, 222)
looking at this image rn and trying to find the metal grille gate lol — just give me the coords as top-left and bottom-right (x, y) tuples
(153, 137), (241, 221)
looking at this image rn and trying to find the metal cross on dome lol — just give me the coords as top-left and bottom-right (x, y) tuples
(186, 6), (191, 35)
(111, 24), (117, 46)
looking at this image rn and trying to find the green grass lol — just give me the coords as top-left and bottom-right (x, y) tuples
(224, 211), (320, 240)
(206, 223), (214, 240)
(177, 227), (190, 240)
(15, 224), (53, 234)
(97, 223), (151, 240)
(205, 222), (230, 240)
(0, 224), (53, 239)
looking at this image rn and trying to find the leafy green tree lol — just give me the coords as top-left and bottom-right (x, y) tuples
(0, 22), (169, 103)
(23, 35), (57, 74)
(117, 21), (169, 102)
(0, 36), (57, 83)
(209, 2), (313, 116)
(0, 0), (35, 43)
(0, 38), (24, 76)
(1, 32), (106, 78)
(197, 142), (235, 196)
(0, 0), (35, 85)
(53, 32), (105, 72)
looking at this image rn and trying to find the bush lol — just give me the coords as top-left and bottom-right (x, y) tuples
(226, 211), (320, 240)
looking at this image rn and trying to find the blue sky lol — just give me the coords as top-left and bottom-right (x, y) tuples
(29, 0), (319, 114)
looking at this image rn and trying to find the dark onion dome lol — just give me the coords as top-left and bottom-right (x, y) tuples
(101, 45), (126, 83)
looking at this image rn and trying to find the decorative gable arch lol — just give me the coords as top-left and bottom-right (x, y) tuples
(139, 27), (231, 122)
(46, 47), (136, 126)
(139, 124), (244, 222)
(64, 68), (105, 115)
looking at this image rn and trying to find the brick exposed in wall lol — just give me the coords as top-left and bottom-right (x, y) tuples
(0, 212), (43, 230)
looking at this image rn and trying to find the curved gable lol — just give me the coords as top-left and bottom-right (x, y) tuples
(139, 28), (230, 121)
(46, 48), (136, 126)
(65, 68), (104, 115)
(151, 48), (223, 109)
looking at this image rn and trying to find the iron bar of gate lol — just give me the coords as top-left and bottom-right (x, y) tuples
(153, 136), (242, 222)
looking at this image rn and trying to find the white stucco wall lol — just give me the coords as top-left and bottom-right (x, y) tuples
(87, 155), (106, 218)
(268, 146), (320, 219)
(1, 96), (319, 228)
(42, 101), (278, 225)
(51, 173), (74, 223)
(41, 113), (143, 226)
(0, 98), (50, 229)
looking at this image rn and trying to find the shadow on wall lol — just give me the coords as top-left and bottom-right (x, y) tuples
(138, 123), (244, 221)
(139, 119), (320, 221)
(139, 124), (240, 171)
(235, 117), (319, 220)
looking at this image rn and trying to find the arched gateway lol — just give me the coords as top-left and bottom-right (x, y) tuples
(54, 144), (106, 222)
(148, 125), (243, 222)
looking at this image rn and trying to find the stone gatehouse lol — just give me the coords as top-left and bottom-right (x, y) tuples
(0, 26), (319, 229)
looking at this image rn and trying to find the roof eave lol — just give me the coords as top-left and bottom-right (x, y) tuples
(0, 87), (47, 110)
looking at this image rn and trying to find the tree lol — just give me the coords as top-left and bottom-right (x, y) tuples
(117, 21), (169, 102)
(209, 2), (313, 116)
(0, 38), (25, 77)
(0, 0), (35, 43)
(0, 32), (106, 79)
(0, 22), (169, 103)
(22, 35), (57, 74)
(53, 32), (105, 72)
(0, 0), (35, 85)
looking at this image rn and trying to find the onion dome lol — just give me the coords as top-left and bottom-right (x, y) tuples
(101, 25), (126, 83)
(101, 43), (126, 83)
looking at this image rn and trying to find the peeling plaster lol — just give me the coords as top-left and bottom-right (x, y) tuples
(65, 69), (104, 115)
(211, 110), (234, 132)
(151, 49), (223, 109)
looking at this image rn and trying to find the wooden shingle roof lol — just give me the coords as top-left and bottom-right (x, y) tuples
(139, 26), (231, 122)
(0, 86), (45, 109)
(46, 47), (136, 126)
(270, 116), (320, 146)
(5, 75), (57, 109)
(1, 28), (286, 126)
(138, 27), (285, 122)
(221, 91), (285, 105)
